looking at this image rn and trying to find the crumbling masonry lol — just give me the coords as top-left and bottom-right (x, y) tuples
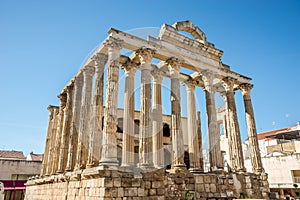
(25, 21), (269, 199)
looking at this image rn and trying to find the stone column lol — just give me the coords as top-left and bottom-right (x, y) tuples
(75, 66), (95, 169)
(168, 57), (186, 170)
(52, 93), (67, 174)
(240, 83), (263, 173)
(46, 106), (59, 175)
(184, 79), (201, 173)
(57, 84), (74, 173)
(152, 70), (164, 168)
(202, 71), (223, 171)
(41, 106), (56, 176)
(66, 73), (83, 171)
(137, 48), (154, 169)
(220, 91), (232, 170)
(222, 77), (245, 172)
(99, 37), (122, 166)
(196, 111), (204, 172)
(87, 53), (108, 168)
(121, 61), (136, 167)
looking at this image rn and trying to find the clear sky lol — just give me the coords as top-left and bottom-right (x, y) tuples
(0, 0), (299, 155)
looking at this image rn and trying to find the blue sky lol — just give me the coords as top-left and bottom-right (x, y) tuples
(0, 0), (299, 155)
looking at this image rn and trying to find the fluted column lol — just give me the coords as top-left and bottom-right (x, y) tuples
(196, 111), (204, 172)
(152, 70), (163, 168)
(220, 91), (232, 169)
(52, 93), (67, 174)
(57, 84), (74, 173)
(121, 61), (136, 167)
(240, 83), (263, 173)
(222, 77), (245, 172)
(202, 71), (223, 171)
(75, 66), (95, 169)
(87, 53), (108, 168)
(168, 57), (185, 170)
(137, 48), (154, 169)
(41, 106), (56, 176)
(99, 37), (122, 166)
(66, 73), (83, 171)
(185, 80), (201, 173)
(46, 106), (59, 175)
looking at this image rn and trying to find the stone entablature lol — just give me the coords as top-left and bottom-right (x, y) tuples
(25, 21), (268, 199)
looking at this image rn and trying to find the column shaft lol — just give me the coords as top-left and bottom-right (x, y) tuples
(52, 94), (67, 174)
(169, 58), (185, 170)
(57, 85), (73, 173)
(66, 74), (83, 171)
(137, 48), (154, 168)
(121, 63), (136, 167)
(47, 108), (59, 174)
(240, 83), (263, 173)
(87, 53), (107, 168)
(152, 71), (163, 168)
(185, 80), (201, 172)
(223, 77), (245, 172)
(75, 66), (95, 169)
(196, 111), (204, 172)
(41, 106), (55, 176)
(99, 37), (122, 166)
(202, 72), (223, 170)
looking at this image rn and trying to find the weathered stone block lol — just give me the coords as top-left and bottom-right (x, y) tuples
(122, 179), (132, 187)
(138, 188), (145, 197)
(144, 181), (151, 189)
(126, 188), (138, 197)
(152, 181), (162, 188)
(149, 189), (156, 196)
(196, 184), (204, 192)
(210, 184), (216, 193)
(204, 176), (211, 183)
(157, 188), (164, 195)
(117, 188), (124, 197)
(113, 178), (121, 187)
(204, 184), (210, 192)
(131, 178), (140, 187)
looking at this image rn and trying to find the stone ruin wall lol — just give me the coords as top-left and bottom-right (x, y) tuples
(25, 168), (268, 199)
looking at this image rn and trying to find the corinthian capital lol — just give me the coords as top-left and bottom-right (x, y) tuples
(151, 68), (163, 83)
(58, 93), (67, 108)
(91, 53), (108, 67)
(104, 37), (123, 50)
(201, 70), (215, 93)
(239, 83), (253, 96)
(183, 78), (197, 91)
(82, 65), (95, 77)
(166, 57), (183, 71)
(121, 60), (136, 76)
(222, 77), (237, 92)
(47, 105), (58, 120)
(136, 47), (155, 65)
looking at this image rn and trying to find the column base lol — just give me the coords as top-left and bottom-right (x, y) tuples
(99, 158), (119, 166)
(189, 168), (204, 174)
(55, 170), (64, 174)
(170, 164), (187, 173)
(86, 163), (97, 169)
(138, 163), (154, 170)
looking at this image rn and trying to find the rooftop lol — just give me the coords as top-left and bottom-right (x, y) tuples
(257, 123), (300, 141)
(0, 150), (26, 160)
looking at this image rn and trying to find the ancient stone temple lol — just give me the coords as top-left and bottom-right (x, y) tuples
(25, 21), (269, 199)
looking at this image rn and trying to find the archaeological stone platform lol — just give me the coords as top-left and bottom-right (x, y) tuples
(25, 21), (269, 200)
